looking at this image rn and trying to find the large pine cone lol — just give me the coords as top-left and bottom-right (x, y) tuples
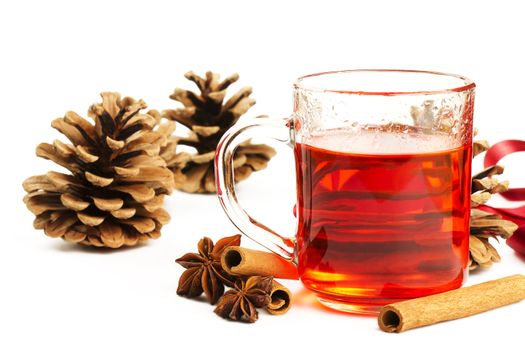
(22, 92), (175, 248)
(161, 71), (276, 193)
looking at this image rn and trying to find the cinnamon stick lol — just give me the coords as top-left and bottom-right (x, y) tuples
(221, 246), (299, 280)
(378, 274), (525, 333)
(267, 281), (292, 315)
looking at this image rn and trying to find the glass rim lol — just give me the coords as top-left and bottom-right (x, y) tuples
(294, 69), (476, 96)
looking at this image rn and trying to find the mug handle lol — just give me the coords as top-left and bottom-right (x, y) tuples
(215, 116), (296, 261)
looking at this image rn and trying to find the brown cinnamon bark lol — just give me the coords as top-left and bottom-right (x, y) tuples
(378, 274), (525, 333)
(221, 246), (298, 279)
(267, 281), (292, 315)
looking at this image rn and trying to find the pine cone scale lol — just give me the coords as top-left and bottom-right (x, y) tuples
(44, 213), (78, 238)
(112, 184), (156, 203)
(53, 140), (75, 157)
(106, 136), (125, 150)
(24, 193), (64, 215)
(123, 217), (156, 234)
(111, 207), (136, 219)
(36, 143), (80, 174)
(33, 214), (51, 229)
(77, 148), (99, 164)
(233, 166), (252, 182)
(473, 165), (504, 180)
(191, 152), (215, 164)
(114, 166), (140, 176)
(63, 230), (87, 243)
(87, 234), (104, 247)
(92, 197), (124, 211)
(84, 172), (113, 187)
(244, 156), (270, 171)
(472, 139), (489, 157)
(60, 193), (90, 211)
(99, 222), (124, 248)
(232, 154), (247, 168)
(208, 91), (227, 104)
(64, 111), (95, 135)
(184, 71), (207, 91)
(23, 175), (57, 192)
(51, 118), (92, 146)
(100, 92), (121, 118)
(77, 211), (105, 226)
(46, 171), (85, 190)
(162, 108), (196, 129)
(217, 73), (239, 91)
(192, 125), (220, 137)
(118, 167), (174, 186)
(173, 164), (209, 193)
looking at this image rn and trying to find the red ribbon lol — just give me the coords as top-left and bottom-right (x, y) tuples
(480, 140), (525, 256)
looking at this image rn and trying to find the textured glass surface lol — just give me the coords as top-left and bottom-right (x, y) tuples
(293, 70), (475, 151)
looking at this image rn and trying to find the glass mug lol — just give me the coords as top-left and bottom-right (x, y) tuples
(215, 70), (475, 314)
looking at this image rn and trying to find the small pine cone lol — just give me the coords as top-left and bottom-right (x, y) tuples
(161, 71), (276, 193)
(22, 92), (175, 248)
(468, 140), (517, 270)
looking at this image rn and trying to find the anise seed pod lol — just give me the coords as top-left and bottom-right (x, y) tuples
(213, 276), (273, 323)
(176, 235), (241, 304)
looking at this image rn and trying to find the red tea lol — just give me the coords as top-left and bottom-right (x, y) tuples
(294, 130), (472, 312)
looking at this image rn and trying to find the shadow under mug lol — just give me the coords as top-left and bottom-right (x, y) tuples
(215, 69), (475, 314)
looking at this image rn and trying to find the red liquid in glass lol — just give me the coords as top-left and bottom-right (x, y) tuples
(294, 131), (471, 311)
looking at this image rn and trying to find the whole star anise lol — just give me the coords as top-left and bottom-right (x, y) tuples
(176, 235), (241, 304)
(213, 276), (273, 323)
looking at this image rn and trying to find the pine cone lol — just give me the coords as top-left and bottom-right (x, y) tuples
(22, 92), (175, 248)
(468, 140), (518, 270)
(161, 71), (276, 193)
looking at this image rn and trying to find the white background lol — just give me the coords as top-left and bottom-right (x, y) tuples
(1, 1), (525, 349)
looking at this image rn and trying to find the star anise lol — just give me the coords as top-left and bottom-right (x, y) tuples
(213, 276), (273, 323)
(176, 235), (241, 304)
